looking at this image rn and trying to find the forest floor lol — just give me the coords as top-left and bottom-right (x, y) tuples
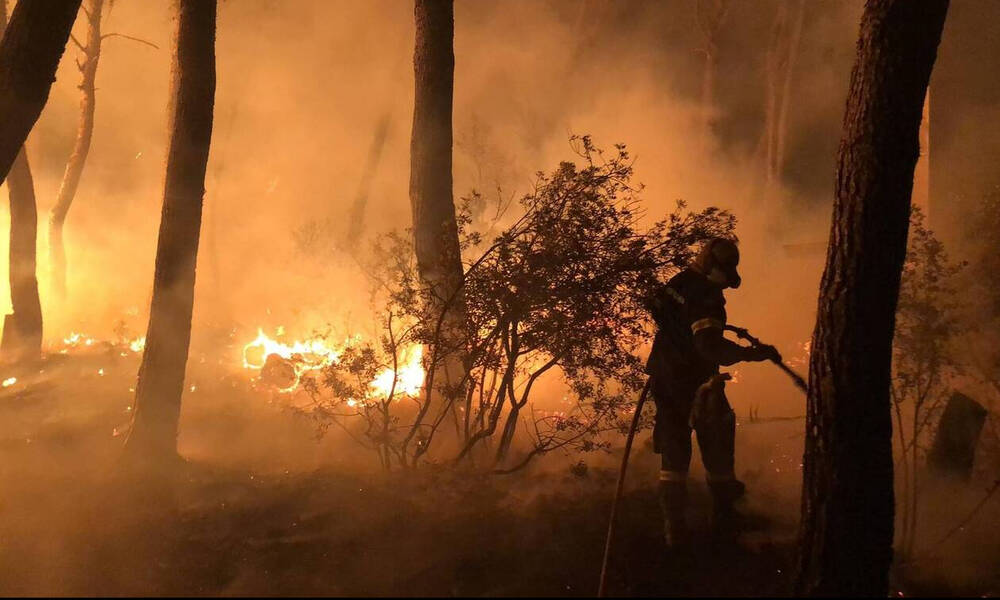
(0, 352), (997, 597)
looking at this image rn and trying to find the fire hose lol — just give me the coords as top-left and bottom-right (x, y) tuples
(597, 326), (807, 596)
(597, 378), (651, 598)
(723, 325), (808, 394)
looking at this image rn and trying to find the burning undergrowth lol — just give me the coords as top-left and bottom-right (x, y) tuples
(230, 138), (737, 473)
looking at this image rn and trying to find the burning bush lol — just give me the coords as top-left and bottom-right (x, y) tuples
(300, 138), (736, 472)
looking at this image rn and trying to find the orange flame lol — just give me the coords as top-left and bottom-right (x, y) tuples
(241, 328), (424, 398)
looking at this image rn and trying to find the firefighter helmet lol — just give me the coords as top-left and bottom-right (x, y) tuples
(693, 238), (741, 288)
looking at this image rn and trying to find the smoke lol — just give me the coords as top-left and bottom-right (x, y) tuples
(4, 0), (997, 595)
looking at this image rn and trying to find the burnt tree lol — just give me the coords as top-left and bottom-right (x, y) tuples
(797, 0), (950, 596)
(0, 0), (81, 185)
(410, 0), (466, 402)
(49, 0), (104, 299)
(0, 0), (43, 362)
(125, 0), (216, 461)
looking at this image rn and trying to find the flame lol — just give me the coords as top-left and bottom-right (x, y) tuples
(242, 328), (425, 398)
(129, 337), (146, 352)
(2, 377), (16, 387)
(242, 328), (342, 372)
(370, 344), (424, 398)
(63, 332), (95, 347)
(57, 332), (145, 354)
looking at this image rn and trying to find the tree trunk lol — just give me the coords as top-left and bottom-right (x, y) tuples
(345, 113), (391, 247)
(2, 149), (43, 362)
(0, 1), (43, 363)
(796, 1), (949, 596)
(774, 0), (805, 178)
(0, 0), (81, 186)
(410, 0), (465, 407)
(48, 0), (103, 300)
(125, 0), (216, 462)
(696, 0), (731, 140)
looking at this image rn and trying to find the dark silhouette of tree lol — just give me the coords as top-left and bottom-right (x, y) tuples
(410, 0), (465, 403)
(0, 1), (43, 362)
(797, 1), (950, 596)
(125, 0), (216, 462)
(0, 0), (82, 185)
(48, 0), (103, 299)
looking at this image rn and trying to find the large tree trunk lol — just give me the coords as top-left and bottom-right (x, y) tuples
(48, 0), (103, 300)
(410, 0), (465, 413)
(796, 1), (949, 596)
(0, 0), (81, 185)
(0, 1), (43, 363)
(125, 0), (216, 462)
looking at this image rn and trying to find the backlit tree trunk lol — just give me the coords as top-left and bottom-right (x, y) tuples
(49, 0), (103, 300)
(410, 0), (465, 414)
(695, 0), (731, 139)
(125, 0), (216, 461)
(0, 1), (43, 362)
(2, 149), (42, 362)
(0, 0), (81, 185)
(796, 1), (949, 596)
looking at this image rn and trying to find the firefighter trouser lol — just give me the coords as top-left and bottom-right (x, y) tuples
(650, 374), (736, 484)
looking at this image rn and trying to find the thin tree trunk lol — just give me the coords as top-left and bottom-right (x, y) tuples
(0, 0), (82, 185)
(410, 0), (466, 412)
(48, 0), (103, 300)
(0, 1), (43, 362)
(345, 113), (391, 247)
(125, 0), (216, 462)
(695, 0), (730, 141)
(774, 0), (805, 177)
(2, 149), (42, 362)
(796, 1), (949, 595)
(761, 3), (787, 188)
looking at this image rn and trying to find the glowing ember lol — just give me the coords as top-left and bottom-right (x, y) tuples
(63, 332), (95, 347)
(129, 337), (146, 352)
(56, 332), (145, 354)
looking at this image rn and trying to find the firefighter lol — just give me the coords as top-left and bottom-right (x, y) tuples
(644, 238), (779, 548)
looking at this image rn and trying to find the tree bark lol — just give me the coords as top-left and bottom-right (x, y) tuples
(411, 0), (462, 306)
(410, 0), (466, 411)
(796, 1), (949, 596)
(2, 149), (43, 362)
(0, 1), (43, 362)
(0, 0), (82, 186)
(49, 0), (103, 300)
(125, 0), (216, 461)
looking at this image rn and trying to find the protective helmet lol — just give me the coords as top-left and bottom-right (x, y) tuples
(693, 238), (741, 288)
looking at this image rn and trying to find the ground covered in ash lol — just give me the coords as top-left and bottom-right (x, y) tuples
(0, 352), (996, 597)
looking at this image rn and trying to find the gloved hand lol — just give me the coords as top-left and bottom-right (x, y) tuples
(745, 343), (781, 363)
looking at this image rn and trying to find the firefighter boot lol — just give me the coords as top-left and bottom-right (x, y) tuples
(658, 478), (690, 550)
(708, 478), (745, 545)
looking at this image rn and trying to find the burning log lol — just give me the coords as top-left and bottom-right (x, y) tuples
(927, 391), (988, 482)
(260, 353), (298, 391)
